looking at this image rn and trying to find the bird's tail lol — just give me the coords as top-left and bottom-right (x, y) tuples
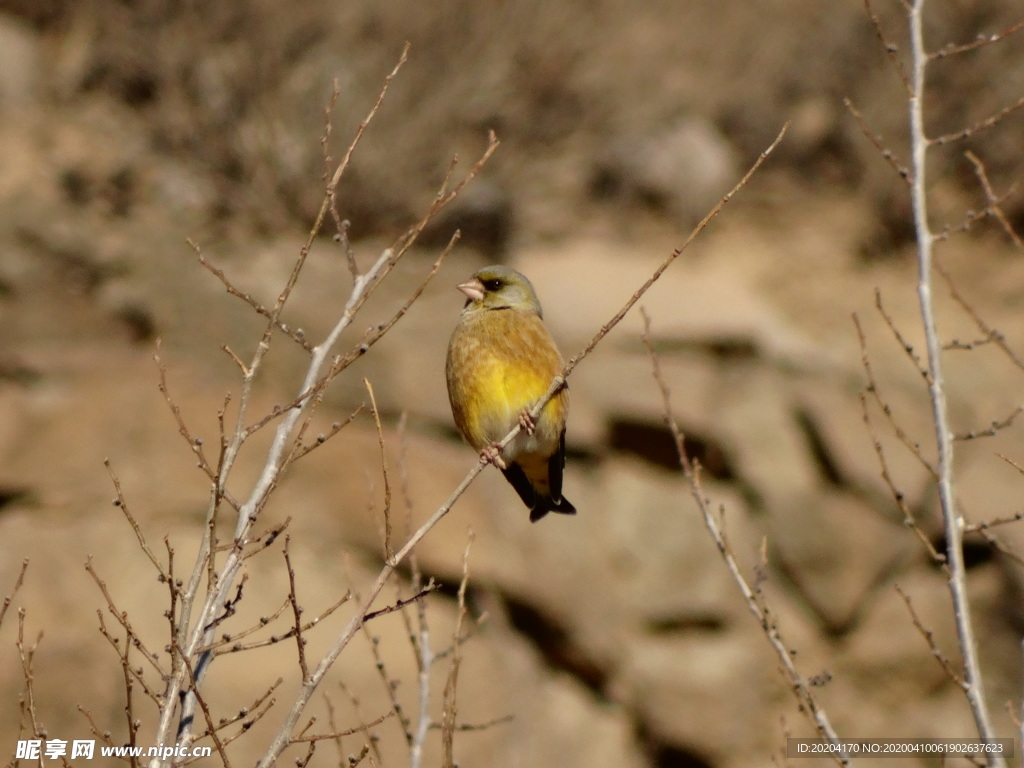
(529, 495), (576, 523)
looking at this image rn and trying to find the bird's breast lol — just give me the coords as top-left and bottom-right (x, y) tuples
(446, 308), (567, 456)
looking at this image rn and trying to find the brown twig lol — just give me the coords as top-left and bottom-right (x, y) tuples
(894, 584), (965, 686)
(337, 681), (386, 768)
(863, 0), (912, 93)
(963, 151), (1024, 250)
(16, 610), (44, 741)
(931, 95), (1024, 146)
(953, 405), (1024, 441)
(930, 20), (1024, 59)
(191, 240), (312, 351)
(210, 590), (351, 655)
(326, 43), (411, 273)
(0, 558), (28, 629)
(288, 405), (366, 464)
(192, 678), (282, 745)
(874, 289), (929, 381)
(858, 391), (945, 565)
(85, 558), (166, 683)
(105, 461), (167, 577)
(154, 341), (218, 484)
(440, 531), (474, 768)
(935, 263), (1024, 373)
(287, 711), (395, 744)
(174, 637), (231, 767)
(853, 313), (938, 481)
(965, 509), (1024, 533)
(365, 379), (394, 560)
(844, 97), (911, 182)
(283, 537), (310, 681)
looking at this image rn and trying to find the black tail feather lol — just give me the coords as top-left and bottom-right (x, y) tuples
(501, 463), (577, 522)
(528, 495), (577, 523)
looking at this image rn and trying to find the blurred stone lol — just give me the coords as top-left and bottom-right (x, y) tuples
(714, 365), (820, 505)
(419, 179), (514, 258)
(793, 378), (935, 518)
(615, 629), (779, 768)
(0, 14), (41, 110)
(592, 119), (740, 228)
(515, 239), (831, 371)
(766, 489), (911, 635)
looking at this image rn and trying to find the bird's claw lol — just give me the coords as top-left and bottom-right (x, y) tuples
(519, 410), (536, 436)
(480, 443), (507, 470)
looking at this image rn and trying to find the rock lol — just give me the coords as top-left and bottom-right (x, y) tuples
(515, 239), (831, 371)
(419, 179), (515, 258)
(713, 365), (821, 505)
(0, 14), (41, 110)
(615, 628), (779, 767)
(792, 378), (936, 518)
(592, 119), (740, 228)
(766, 489), (912, 635)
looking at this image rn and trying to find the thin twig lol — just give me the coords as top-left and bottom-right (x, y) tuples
(930, 20), (1024, 59)
(863, 0), (912, 92)
(935, 263), (1024, 373)
(640, 308), (852, 765)
(440, 531), (474, 768)
(894, 584), (965, 686)
(931, 95), (1024, 146)
(953, 405), (1023, 441)
(365, 379), (393, 561)
(853, 313), (938, 481)
(105, 461), (167, 577)
(0, 559), (28, 629)
(191, 241), (312, 351)
(963, 152), (1024, 249)
(283, 537), (309, 681)
(844, 97), (911, 182)
(874, 289), (928, 380)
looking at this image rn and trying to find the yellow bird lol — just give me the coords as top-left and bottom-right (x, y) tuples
(446, 265), (576, 522)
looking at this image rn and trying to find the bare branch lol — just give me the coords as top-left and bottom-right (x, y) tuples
(930, 20), (1024, 59)
(441, 531), (474, 768)
(844, 98), (911, 182)
(894, 584), (965, 687)
(190, 239), (312, 351)
(931, 95), (1024, 146)
(0, 558), (28, 629)
(640, 308), (852, 764)
(907, 0), (1002, 752)
(365, 379), (393, 561)
(853, 313), (938, 481)
(964, 151), (1024, 250)
(953, 405), (1024, 441)
(283, 538), (309, 681)
(863, 0), (912, 92)
(935, 263), (1024, 373)
(105, 461), (167, 578)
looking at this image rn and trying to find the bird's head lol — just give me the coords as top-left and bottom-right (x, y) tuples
(457, 265), (543, 317)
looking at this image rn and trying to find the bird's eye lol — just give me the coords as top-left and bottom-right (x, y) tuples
(482, 278), (502, 291)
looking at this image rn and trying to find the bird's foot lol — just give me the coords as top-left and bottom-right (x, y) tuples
(519, 409), (536, 436)
(480, 443), (507, 470)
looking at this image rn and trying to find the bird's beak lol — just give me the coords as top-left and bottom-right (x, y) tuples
(456, 277), (485, 302)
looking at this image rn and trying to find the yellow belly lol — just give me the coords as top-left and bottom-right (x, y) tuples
(446, 308), (567, 458)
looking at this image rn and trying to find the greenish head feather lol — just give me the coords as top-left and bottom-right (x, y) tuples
(458, 265), (543, 317)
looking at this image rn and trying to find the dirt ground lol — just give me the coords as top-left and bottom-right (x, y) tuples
(1, 2), (1024, 767)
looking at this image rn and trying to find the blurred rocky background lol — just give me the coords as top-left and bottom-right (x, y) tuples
(1, 1), (1024, 766)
